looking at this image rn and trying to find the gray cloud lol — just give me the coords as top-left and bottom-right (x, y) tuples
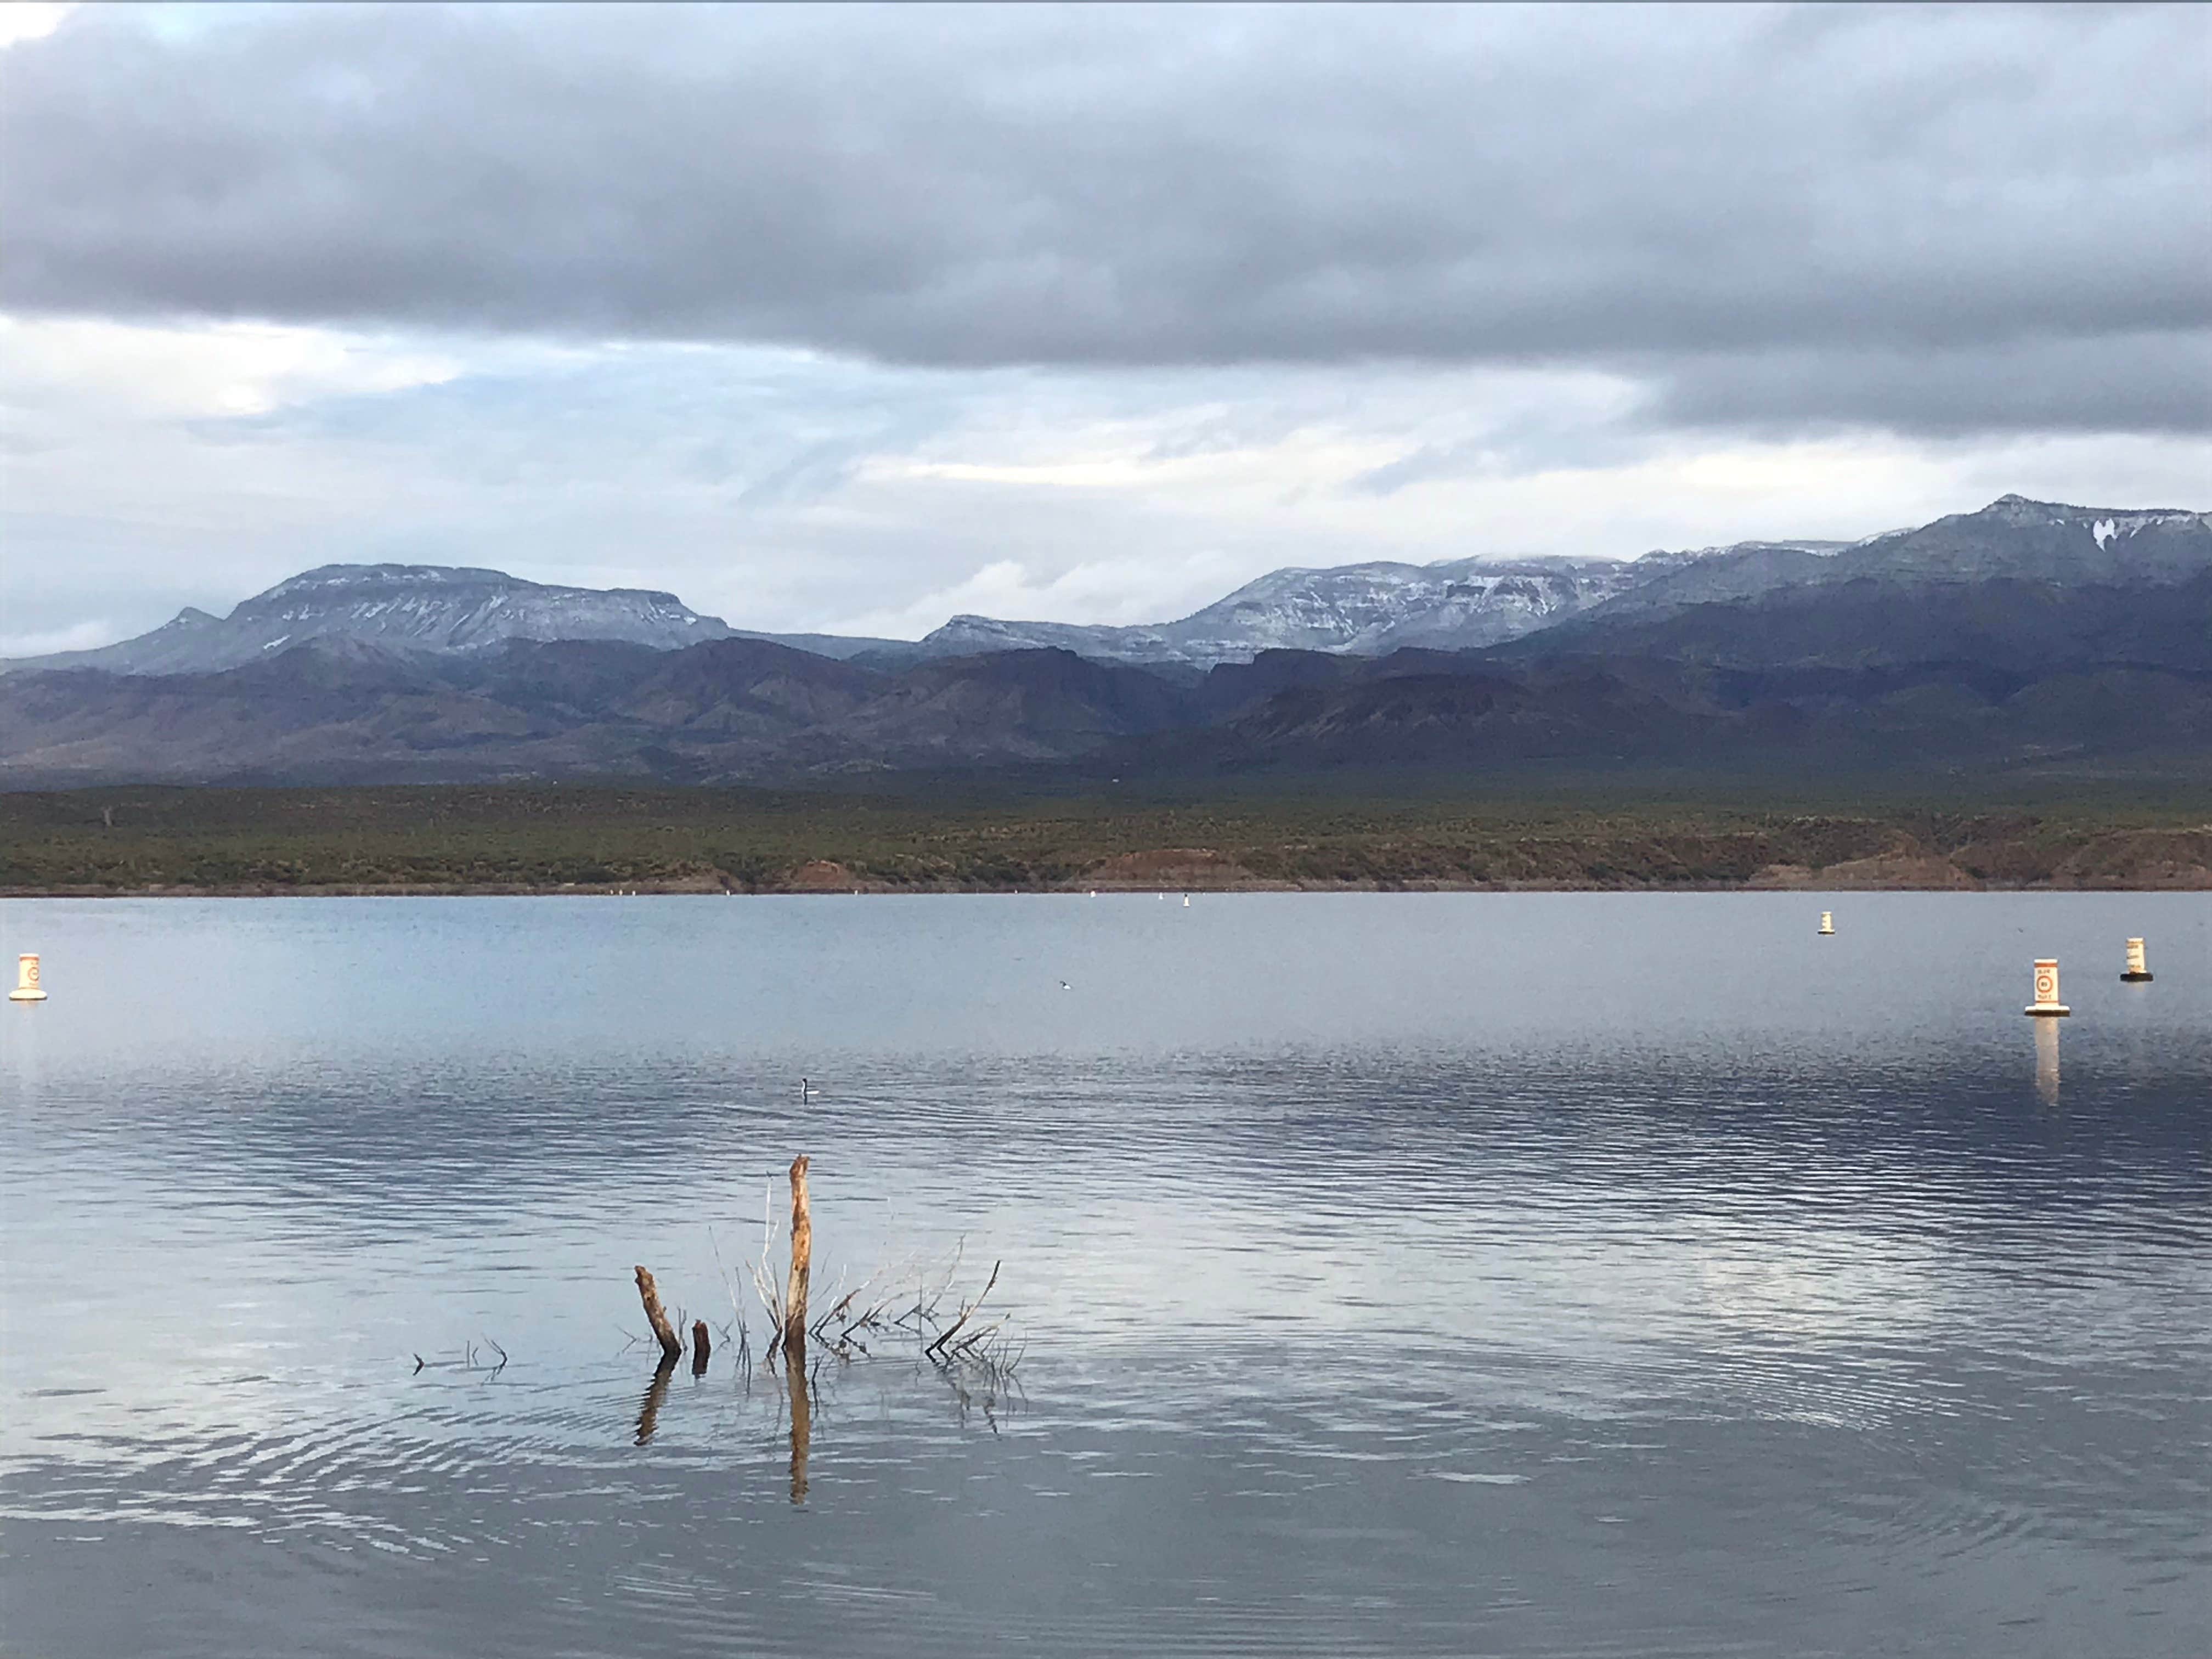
(4, 3), (2207, 435)
(1655, 331), (2212, 437)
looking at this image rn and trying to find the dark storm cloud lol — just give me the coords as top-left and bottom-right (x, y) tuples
(3, 3), (2207, 432)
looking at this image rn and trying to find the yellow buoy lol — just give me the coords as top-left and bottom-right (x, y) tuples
(8, 953), (47, 1002)
(1818, 911), (1835, 935)
(2024, 958), (2069, 1017)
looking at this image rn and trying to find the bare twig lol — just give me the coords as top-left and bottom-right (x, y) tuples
(950, 1318), (1006, 1356)
(708, 1224), (751, 1356)
(926, 1260), (1001, 1359)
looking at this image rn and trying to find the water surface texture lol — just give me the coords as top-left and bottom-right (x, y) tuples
(3, 893), (2208, 1657)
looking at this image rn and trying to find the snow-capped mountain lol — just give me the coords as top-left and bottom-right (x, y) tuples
(915, 496), (2205, 667)
(919, 548), (1844, 666)
(9, 498), (2204, 683)
(4, 549), (1767, 679)
(1583, 496), (2211, 623)
(2, 565), (741, 678)
(1840, 495), (2211, 584)
(5, 497), (2207, 788)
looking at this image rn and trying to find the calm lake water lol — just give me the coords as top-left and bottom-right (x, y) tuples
(2, 892), (2208, 1657)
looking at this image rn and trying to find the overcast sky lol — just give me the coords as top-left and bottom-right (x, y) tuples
(3, 1), (2207, 654)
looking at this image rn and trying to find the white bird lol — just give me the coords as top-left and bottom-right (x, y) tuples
(1058, 979), (1071, 991)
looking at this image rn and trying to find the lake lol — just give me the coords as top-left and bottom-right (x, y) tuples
(2, 892), (2207, 1657)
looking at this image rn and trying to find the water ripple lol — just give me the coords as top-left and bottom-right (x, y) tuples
(2, 892), (2208, 1656)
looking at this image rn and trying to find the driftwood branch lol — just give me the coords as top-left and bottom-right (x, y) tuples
(634, 1265), (684, 1361)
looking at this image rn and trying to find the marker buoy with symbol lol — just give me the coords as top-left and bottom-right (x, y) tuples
(8, 953), (47, 1002)
(2024, 958), (2069, 1017)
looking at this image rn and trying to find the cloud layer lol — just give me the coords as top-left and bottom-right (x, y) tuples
(6, 3), (2207, 434)
(4, 4), (2208, 657)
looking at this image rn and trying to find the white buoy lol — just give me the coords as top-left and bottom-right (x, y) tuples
(1182, 894), (1190, 907)
(1818, 911), (1835, 935)
(8, 953), (46, 1002)
(2024, 958), (2070, 1017)
(2121, 938), (2153, 983)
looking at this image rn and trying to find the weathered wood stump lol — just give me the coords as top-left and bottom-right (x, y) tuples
(782, 1155), (812, 1355)
(633, 1264), (683, 1362)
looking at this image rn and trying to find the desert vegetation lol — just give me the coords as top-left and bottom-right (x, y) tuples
(2, 780), (2207, 893)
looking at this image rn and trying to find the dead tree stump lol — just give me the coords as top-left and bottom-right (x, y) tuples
(690, 1319), (711, 1375)
(782, 1155), (812, 1354)
(633, 1265), (683, 1362)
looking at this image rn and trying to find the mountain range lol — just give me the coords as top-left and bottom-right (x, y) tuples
(3, 495), (2207, 788)
(2, 541), (1848, 681)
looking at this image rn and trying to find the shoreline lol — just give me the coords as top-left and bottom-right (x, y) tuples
(8, 873), (2207, 900)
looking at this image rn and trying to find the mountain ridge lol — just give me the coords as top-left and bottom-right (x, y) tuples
(4, 495), (2208, 790)
(0, 564), (909, 678)
(9, 496), (2204, 682)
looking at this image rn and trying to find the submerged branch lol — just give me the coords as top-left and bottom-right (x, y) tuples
(926, 1259), (1001, 1359)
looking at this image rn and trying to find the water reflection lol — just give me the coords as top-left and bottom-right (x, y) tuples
(785, 1345), (811, 1506)
(635, 1354), (677, 1446)
(2034, 1013), (2062, 1106)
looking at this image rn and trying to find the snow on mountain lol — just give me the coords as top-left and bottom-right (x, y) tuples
(921, 498), (2205, 669)
(1839, 496), (2212, 584)
(8, 498), (2200, 682)
(1583, 499), (2210, 627)
(922, 557), (1657, 667)
(922, 548), (1855, 667)
(1, 565), (743, 678)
